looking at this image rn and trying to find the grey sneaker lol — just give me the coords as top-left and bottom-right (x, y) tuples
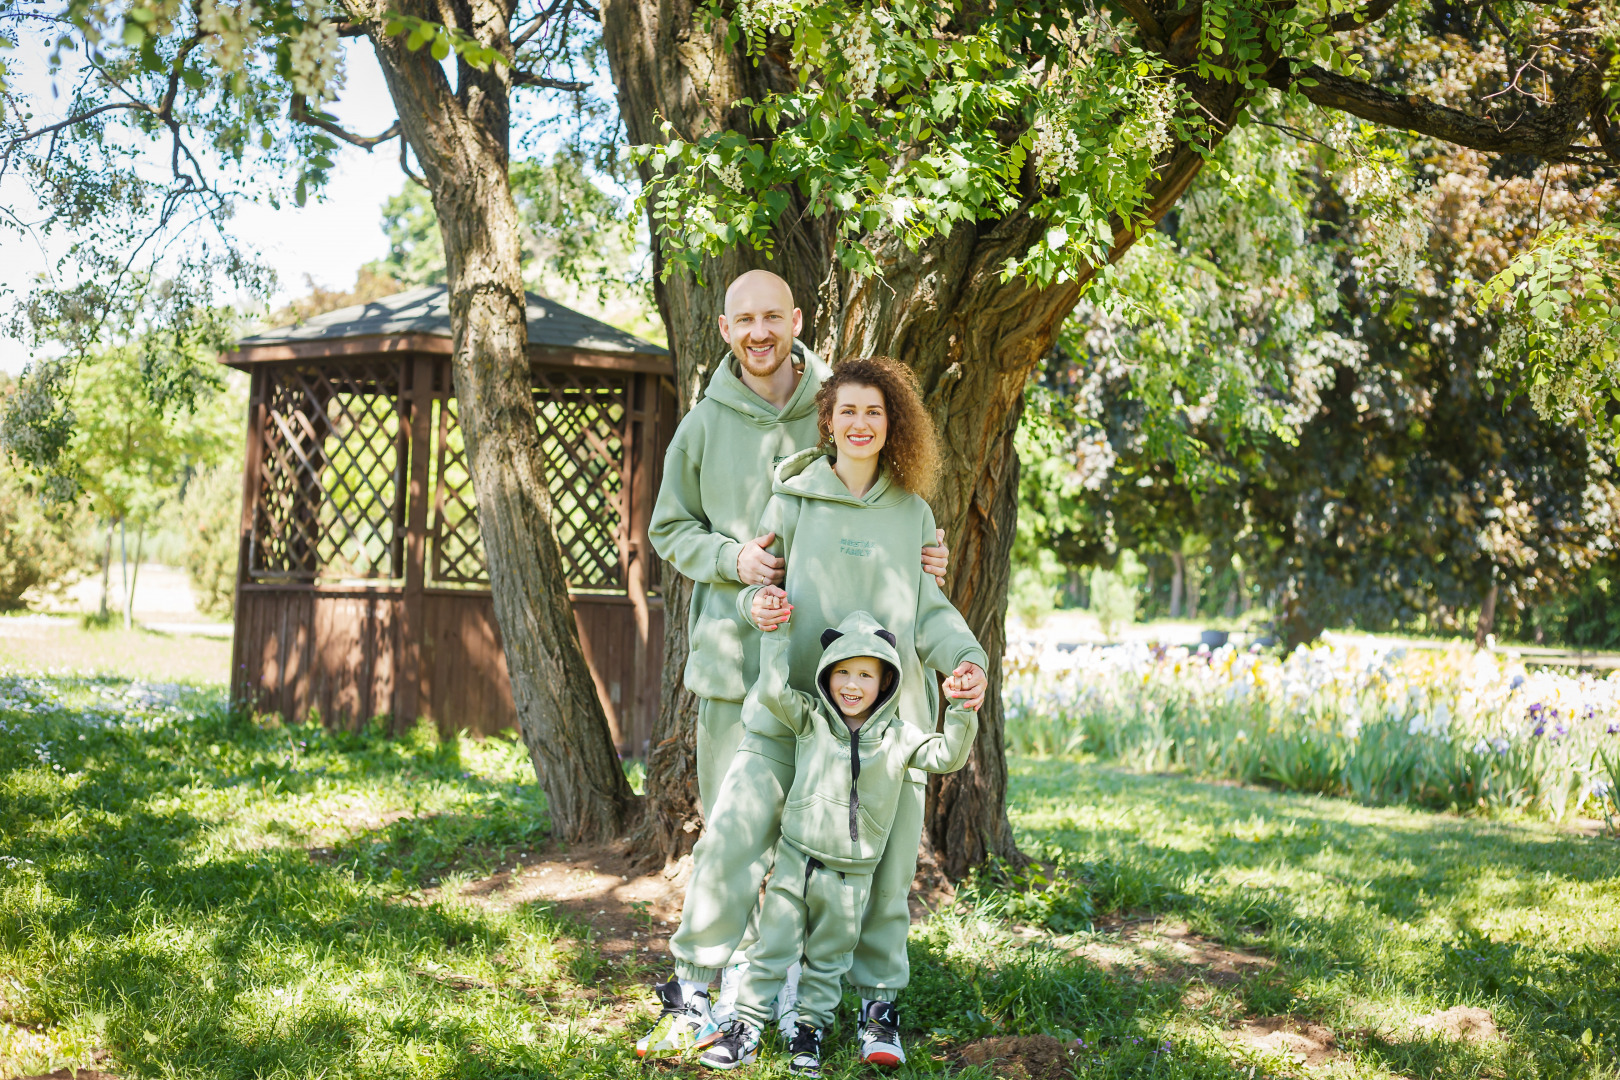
(698, 1020), (761, 1070)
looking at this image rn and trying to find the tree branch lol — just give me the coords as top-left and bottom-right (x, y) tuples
(1292, 64), (1604, 161)
(289, 94), (403, 147)
(510, 70), (590, 90)
(1329, 0), (1398, 32)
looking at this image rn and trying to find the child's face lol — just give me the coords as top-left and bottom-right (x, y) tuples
(827, 656), (886, 721)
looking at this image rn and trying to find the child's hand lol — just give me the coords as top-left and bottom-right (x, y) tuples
(944, 661), (986, 710)
(751, 585), (792, 631)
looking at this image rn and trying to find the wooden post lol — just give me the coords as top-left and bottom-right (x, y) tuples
(399, 355), (434, 732)
(230, 367), (266, 712)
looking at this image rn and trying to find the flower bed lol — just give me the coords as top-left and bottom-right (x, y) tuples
(1004, 639), (1620, 824)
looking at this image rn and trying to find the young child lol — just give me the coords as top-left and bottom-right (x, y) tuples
(698, 609), (980, 1076)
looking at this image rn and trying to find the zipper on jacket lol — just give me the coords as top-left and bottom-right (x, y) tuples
(848, 726), (861, 844)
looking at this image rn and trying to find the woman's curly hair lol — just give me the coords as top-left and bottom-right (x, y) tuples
(814, 356), (940, 498)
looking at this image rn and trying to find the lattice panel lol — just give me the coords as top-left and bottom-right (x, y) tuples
(251, 363), (404, 581)
(429, 372), (630, 589)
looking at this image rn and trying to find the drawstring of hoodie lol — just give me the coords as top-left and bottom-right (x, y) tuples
(848, 726), (861, 843)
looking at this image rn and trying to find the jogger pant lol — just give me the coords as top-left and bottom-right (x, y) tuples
(671, 734), (796, 982)
(695, 697), (748, 817)
(846, 779), (924, 1002)
(736, 837), (870, 1032)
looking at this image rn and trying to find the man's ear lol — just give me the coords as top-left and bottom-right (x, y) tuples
(820, 628), (844, 650)
(875, 629), (897, 647)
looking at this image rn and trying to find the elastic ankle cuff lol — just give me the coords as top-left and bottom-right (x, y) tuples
(675, 963), (721, 984)
(850, 985), (899, 1002)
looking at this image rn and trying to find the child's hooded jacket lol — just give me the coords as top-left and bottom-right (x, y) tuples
(750, 610), (979, 875)
(739, 448), (987, 769)
(649, 343), (831, 704)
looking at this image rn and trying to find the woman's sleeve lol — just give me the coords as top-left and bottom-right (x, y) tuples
(736, 495), (798, 627)
(912, 506), (989, 675)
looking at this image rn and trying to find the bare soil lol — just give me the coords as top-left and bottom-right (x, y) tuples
(1413, 1005), (1500, 1043)
(958, 1034), (1078, 1080)
(1221, 1015), (1341, 1066)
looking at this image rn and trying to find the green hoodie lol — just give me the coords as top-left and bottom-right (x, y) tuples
(740, 449), (988, 760)
(649, 344), (831, 703)
(750, 610), (978, 874)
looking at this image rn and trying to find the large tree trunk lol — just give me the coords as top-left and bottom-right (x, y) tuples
(601, 0), (1264, 876)
(363, 1), (637, 842)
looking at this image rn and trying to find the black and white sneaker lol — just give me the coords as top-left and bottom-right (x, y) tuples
(636, 980), (719, 1057)
(698, 1020), (761, 1070)
(786, 1021), (822, 1077)
(857, 1000), (905, 1067)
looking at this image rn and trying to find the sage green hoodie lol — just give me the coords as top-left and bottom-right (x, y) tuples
(740, 448), (988, 761)
(752, 610), (978, 874)
(648, 344), (831, 703)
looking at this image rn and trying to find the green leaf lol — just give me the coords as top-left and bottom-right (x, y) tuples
(121, 21), (145, 47)
(430, 37), (450, 61)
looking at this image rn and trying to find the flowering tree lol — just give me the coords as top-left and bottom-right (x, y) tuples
(603, 0), (1618, 872)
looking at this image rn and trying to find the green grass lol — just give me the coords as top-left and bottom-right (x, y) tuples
(2, 670), (1617, 1079)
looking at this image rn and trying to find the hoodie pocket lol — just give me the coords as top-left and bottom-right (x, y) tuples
(681, 582), (749, 700)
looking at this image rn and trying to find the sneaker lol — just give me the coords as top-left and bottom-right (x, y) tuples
(636, 980), (719, 1058)
(858, 1000), (905, 1067)
(698, 1020), (761, 1070)
(786, 1021), (822, 1077)
(713, 962), (745, 1026)
(773, 960), (801, 1039)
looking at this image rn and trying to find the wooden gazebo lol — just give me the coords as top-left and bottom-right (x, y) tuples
(223, 285), (675, 755)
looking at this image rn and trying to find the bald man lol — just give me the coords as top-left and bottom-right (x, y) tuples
(641, 271), (948, 1058)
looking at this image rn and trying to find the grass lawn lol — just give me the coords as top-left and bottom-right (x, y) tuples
(1, 670), (1617, 1079)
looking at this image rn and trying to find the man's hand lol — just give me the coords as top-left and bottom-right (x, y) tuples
(921, 528), (949, 588)
(751, 585), (792, 631)
(737, 531), (785, 587)
(944, 661), (986, 711)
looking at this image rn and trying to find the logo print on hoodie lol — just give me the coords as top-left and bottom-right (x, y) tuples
(839, 539), (875, 558)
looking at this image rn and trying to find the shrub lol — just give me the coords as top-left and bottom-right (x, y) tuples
(0, 469), (87, 609)
(180, 464), (240, 619)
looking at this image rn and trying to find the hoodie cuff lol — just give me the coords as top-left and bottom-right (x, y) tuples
(715, 539), (744, 583)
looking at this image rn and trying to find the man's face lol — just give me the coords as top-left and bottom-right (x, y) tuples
(827, 656), (886, 721)
(718, 274), (802, 379)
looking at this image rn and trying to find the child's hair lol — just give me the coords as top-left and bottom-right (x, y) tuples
(814, 356), (940, 498)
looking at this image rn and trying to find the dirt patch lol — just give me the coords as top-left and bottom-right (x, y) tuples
(959, 1035), (1077, 1080)
(10, 1070), (121, 1080)
(1413, 1006), (1500, 1043)
(1072, 919), (1273, 986)
(1222, 1016), (1340, 1066)
(418, 842), (689, 962)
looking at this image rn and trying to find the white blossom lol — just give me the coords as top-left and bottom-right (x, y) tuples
(199, 0), (261, 71)
(289, 21), (343, 103)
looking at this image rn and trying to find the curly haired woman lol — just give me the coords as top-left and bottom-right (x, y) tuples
(645, 357), (987, 1075)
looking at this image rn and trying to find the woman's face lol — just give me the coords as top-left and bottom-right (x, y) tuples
(830, 383), (887, 464)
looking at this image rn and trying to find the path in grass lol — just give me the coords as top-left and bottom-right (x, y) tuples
(1, 673), (1616, 1079)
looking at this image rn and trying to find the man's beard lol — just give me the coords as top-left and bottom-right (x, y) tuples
(734, 337), (790, 378)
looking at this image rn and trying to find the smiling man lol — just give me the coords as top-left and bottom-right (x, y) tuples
(641, 270), (949, 1055)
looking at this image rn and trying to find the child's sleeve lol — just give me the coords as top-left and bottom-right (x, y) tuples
(736, 496), (798, 628)
(748, 622), (816, 737)
(906, 703), (980, 774)
(912, 507), (989, 676)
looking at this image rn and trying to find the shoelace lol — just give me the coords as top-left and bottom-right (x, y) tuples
(789, 1025), (821, 1059)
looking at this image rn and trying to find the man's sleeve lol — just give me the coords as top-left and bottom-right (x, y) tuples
(648, 439), (743, 585)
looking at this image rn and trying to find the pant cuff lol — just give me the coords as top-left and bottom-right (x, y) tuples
(675, 962), (722, 984)
(849, 985), (900, 1002)
(736, 1005), (772, 1031)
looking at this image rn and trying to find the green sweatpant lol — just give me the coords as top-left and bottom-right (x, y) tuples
(671, 736), (796, 982)
(846, 779), (925, 1002)
(736, 837), (870, 1032)
(695, 697), (748, 818)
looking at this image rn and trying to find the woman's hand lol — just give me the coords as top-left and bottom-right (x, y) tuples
(920, 528), (949, 588)
(944, 661), (986, 711)
(751, 585), (792, 631)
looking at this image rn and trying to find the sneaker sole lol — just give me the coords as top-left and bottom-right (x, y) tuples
(862, 1051), (903, 1067)
(698, 1050), (758, 1070)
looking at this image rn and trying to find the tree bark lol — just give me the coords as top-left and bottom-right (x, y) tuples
(1476, 577), (1500, 648)
(360, 0), (636, 842)
(1169, 549), (1186, 619)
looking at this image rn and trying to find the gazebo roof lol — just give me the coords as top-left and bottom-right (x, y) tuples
(224, 284), (669, 372)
